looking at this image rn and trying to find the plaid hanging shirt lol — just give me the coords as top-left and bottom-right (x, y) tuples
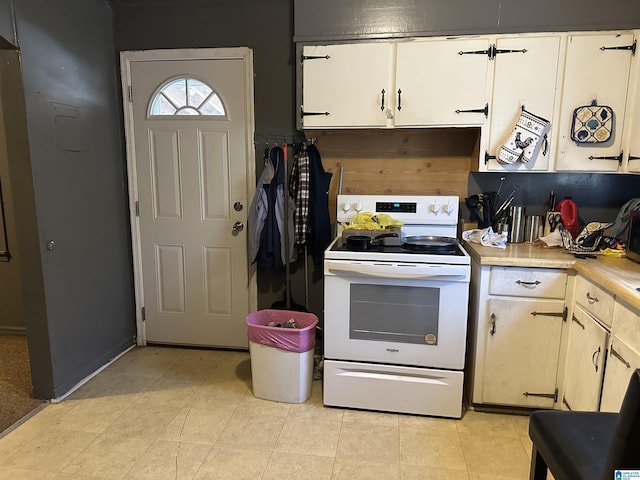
(289, 149), (310, 244)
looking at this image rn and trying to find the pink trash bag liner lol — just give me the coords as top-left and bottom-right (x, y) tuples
(246, 309), (318, 353)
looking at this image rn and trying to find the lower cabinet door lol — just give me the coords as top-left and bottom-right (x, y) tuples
(562, 305), (609, 411)
(600, 336), (640, 412)
(482, 298), (564, 407)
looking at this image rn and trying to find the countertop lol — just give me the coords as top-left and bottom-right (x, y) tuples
(463, 241), (640, 310)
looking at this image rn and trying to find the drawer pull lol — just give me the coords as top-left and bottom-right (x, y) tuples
(489, 313), (496, 336)
(586, 292), (599, 304)
(592, 346), (601, 372)
(571, 315), (585, 329)
(515, 280), (541, 287)
(610, 345), (631, 368)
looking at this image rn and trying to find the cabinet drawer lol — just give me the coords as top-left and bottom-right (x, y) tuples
(488, 267), (567, 299)
(574, 276), (615, 327)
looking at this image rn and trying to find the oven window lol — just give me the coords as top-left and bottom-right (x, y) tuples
(349, 284), (439, 345)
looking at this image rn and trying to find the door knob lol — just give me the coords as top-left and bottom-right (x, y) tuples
(232, 221), (244, 233)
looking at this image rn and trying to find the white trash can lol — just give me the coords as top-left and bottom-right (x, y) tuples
(246, 309), (318, 404)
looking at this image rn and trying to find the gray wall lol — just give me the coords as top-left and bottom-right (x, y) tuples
(293, 0), (640, 230)
(110, 0), (313, 313)
(294, 0), (640, 42)
(3, 0), (135, 398)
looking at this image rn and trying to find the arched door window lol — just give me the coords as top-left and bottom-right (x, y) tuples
(148, 77), (226, 117)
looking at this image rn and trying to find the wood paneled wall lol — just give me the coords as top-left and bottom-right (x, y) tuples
(305, 128), (479, 221)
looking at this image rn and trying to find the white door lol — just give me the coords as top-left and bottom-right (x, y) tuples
(555, 32), (635, 171)
(302, 43), (393, 128)
(394, 38), (490, 126)
(121, 49), (256, 348)
(485, 35), (561, 172)
(562, 305), (609, 411)
(482, 298), (563, 408)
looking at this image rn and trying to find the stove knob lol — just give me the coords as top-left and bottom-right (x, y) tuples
(430, 202), (441, 214)
(341, 202), (351, 213)
(354, 201), (364, 213)
(443, 202), (454, 215)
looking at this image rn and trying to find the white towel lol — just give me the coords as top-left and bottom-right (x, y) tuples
(462, 227), (508, 249)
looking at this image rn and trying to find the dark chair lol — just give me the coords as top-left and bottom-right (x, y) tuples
(528, 369), (640, 480)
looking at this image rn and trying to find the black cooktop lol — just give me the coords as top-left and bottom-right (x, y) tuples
(330, 238), (466, 256)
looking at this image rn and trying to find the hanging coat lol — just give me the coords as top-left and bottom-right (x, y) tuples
(307, 144), (332, 263)
(247, 153), (275, 264)
(289, 146), (310, 245)
(254, 146), (295, 273)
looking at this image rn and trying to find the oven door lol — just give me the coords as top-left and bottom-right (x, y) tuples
(324, 259), (470, 369)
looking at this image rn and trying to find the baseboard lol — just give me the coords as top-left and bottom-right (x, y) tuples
(50, 343), (136, 404)
(0, 326), (27, 336)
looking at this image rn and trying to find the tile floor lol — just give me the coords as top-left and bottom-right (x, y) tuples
(0, 346), (543, 479)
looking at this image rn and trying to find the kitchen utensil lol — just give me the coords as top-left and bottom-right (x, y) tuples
(345, 232), (398, 251)
(543, 212), (562, 236)
(508, 206), (526, 243)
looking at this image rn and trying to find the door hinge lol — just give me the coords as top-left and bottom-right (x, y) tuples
(458, 44), (527, 60)
(610, 344), (631, 368)
(128, 85), (133, 103)
(562, 395), (572, 411)
(600, 39), (636, 56)
(141, 306), (146, 321)
(530, 306), (568, 321)
(135, 200), (139, 217)
(455, 103), (489, 118)
(300, 53), (330, 63)
(589, 151), (623, 166)
(523, 388), (558, 402)
(300, 105), (330, 117)
(571, 314), (586, 329)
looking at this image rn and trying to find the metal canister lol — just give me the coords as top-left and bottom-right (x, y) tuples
(508, 206), (526, 243)
(524, 215), (543, 242)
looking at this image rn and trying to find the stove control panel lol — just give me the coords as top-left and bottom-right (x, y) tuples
(336, 195), (459, 225)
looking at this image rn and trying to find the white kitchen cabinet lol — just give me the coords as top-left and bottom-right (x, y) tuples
(562, 304), (609, 411)
(600, 300), (640, 412)
(394, 38), (490, 127)
(301, 43), (393, 128)
(483, 35), (562, 172)
(555, 32), (636, 172)
(481, 297), (565, 407)
(624, 52), (640, 172)
(469, 264), (568, 408)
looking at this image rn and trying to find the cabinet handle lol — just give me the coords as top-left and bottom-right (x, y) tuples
(586, 292), (599, 304)
(515, 280), (541, 287)
(397, 89), (402, 111)
(610, 344), (631, 368)
(380, 89), (386, 111)
(592, 345), (601, 372)
(489, 313), (496, 336)
(571, 314), (585, 329)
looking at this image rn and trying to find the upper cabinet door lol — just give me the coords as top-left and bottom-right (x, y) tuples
(301, 43), (392, 128)
(485, 35), (561, 172)
(625, 62), (640, 172)
(394, 38), (490, 127)
(555, 32), (635, 171)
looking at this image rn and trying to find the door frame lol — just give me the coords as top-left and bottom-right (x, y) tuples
(119, 48), (257, 346)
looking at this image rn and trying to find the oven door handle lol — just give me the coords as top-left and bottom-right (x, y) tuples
(326, 261), (469, 279)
